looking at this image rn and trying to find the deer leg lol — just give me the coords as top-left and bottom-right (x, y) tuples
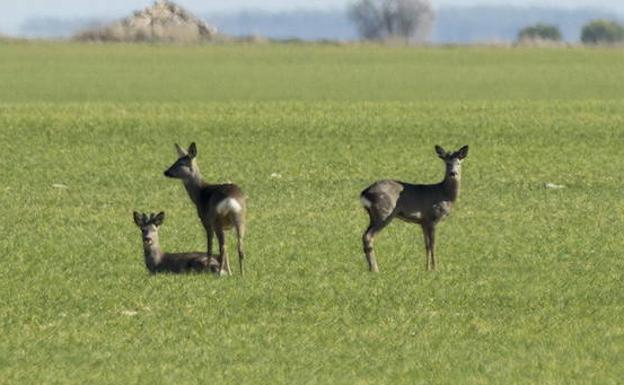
(362, 225), (379, 273)
(233, 216), (245, 276)
(215, 225), (230, 276)
(421, 225), (431, 270)
(362, 212), (393, 273)
(206, 226), (214, 257)
(429, 225), (437, 271)
(423, 224), (436, 271)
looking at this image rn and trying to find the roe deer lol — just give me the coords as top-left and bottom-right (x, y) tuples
(360, 145), (469, 272)
(133, 211), (219, 274)
(163, 142), (246, 276)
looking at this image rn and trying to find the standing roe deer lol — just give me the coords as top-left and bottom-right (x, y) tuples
(133, 211), (219, 274)
(163, 142), (246, 276)
(360, 145), (469, 272)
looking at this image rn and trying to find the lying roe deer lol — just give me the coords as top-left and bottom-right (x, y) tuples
(133, 211), (219, 274)
(163, 142), (246, 276)
(360, 145), (469, 272)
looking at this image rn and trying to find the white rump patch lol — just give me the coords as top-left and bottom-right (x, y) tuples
(216, 198), (242, 215)
(360, 196), (372, 208)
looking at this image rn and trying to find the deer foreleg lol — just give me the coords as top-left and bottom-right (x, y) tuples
(421, 225), (431, 270)
(423, 224), (436, 271)
(206, 226), (214, 257)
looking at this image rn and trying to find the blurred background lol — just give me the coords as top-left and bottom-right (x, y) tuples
(1, 0), (623, 44)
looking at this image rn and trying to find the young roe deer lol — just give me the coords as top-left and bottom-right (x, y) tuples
(360, 145), (469, 272)
(163, 142), (246, 276)
(133, 211), (219, 274)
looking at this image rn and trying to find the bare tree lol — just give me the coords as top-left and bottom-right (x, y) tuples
(349, 0), (435, 42)
(349, 0), (384, 40)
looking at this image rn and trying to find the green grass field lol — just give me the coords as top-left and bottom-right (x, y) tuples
(1, 42), (623, 384)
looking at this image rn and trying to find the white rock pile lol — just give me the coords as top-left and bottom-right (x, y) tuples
(75, 0), (218, 42)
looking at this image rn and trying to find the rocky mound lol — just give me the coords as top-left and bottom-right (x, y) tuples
(75, 0), (218, 42)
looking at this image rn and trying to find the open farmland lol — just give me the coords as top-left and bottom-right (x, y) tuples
(0, 43), (623, 384)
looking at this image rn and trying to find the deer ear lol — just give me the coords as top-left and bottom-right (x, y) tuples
(455, 145), (469, 160)
(435, 145), (447, 159)
(133, 211), (143, 227)
(188, 142), (197, 158)
(174, 143), (187, 157)
(153, 212), (165, 226)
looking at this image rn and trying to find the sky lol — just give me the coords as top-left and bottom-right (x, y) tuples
(1, 0), (623, 35)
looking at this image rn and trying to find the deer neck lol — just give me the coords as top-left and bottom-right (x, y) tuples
(441, 175), (461, 202)
(144, 242), (163, 272)
(182, 168), (206, 205)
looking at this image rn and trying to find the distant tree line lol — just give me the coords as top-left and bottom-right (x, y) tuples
(518, 23), (561, 42)
(580, 20), (624, 44)
(515, 19), (624, 44)
(348, 0), (623, 45)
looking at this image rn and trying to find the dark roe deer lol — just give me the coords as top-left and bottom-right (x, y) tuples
(133, 211), (219, 274)
(163, 142), (246, 276)
(360, 145), (469, 272)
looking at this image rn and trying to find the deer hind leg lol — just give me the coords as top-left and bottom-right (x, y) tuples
(215, 225), (231, 276)
(362, 209), (394, 273)
(232, 214), (245, 276)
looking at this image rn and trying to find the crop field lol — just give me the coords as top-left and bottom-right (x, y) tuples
(1, 42), (623, 384)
